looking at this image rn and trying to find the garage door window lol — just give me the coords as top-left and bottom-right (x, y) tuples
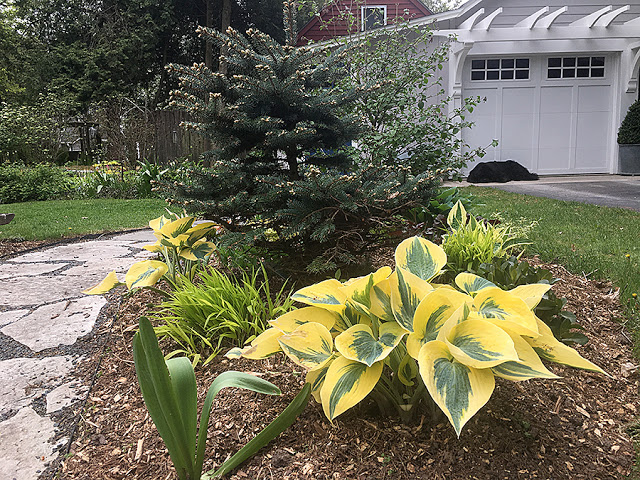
(471, 58), (529, 81)
(547, 57), (605, 79)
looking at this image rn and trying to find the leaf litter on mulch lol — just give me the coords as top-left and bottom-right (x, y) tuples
(58, 258), (639, 480)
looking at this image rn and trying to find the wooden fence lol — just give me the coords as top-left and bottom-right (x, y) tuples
(152, 110), (207, 165)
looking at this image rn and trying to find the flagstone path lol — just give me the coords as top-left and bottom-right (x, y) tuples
(0, 230), (156, 480)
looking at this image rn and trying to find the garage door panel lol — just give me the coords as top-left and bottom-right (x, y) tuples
(538, 148), (571, 172)
(576, 112), (609, 148)
(539, 113), (572, 149)
(540, 86), (573, 113)
(577, 85), (611, 112)
(575, 147), (608, 171)
(502, 87), (535, 115)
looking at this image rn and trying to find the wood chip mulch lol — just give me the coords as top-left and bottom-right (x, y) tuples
(56, 257), (639, 480)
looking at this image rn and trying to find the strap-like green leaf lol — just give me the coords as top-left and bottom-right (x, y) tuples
(166, 358), (198, 464)
(133, 317), (195, 480)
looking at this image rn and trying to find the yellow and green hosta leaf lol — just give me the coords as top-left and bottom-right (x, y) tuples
(339, 266), (392, 311)
(397, 353), (419, 386)
(306, 360), (333, 403)
(292, 279), (347, 313)
(418, 340), (495, 437)
(447, 200), (467, 230)
(492, 331), (559, 381)
(156, 232), (190, 248)
(159, 216), (194, 239)
(225, 327), (283, 360)
(509, 284), (553, 310)
(473, 287), (539, 337)
(179, 240), (216, 261)
(390, 268), (433, 332)
(269, 307), (338, 333)
(83, 270), (123, 294)
(443, 319), (519, 369)
(369, 279), (394, 322)
(185, 221), (218, 242)
(142, 242), (165, 253)
(278, 322), (334, 371)
(125, 260), (168, 290)
(320, 355), (383, 421)
(395, 236), (447, 282)
(149, 214), (171, 232)
(335, 322), (406, 367)
(525, 319), (607, 375)
(407, 288), (470, 358)
(455, 273), (497, 296)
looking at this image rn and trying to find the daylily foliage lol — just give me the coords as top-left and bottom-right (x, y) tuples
(228, 230), (605, 437)
(84, 213), (220, 295)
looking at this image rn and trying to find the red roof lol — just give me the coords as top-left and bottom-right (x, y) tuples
(297, 0), (433, 46)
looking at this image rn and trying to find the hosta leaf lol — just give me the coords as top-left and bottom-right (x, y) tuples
(149, 215), (171, 232)
(185, 221), (219, 242)
(125, 260), (168, 289)
(157, 232), (190, 248)
(335, 323), (407, 367)
(143, 242), (165, 253)
(292, 279), (347, 313)
(83, 270), (123, 294)
(509, 284), (552, 310)
(278, 322), (334, 371)
(525, 318), (607, 375)
(306, 360), (332, 403)
(407, 287), (469, 358)
(159, 216), (194, 238)
(397, 353), (419, 387)
(369, 279), (394, 322)
(225, 328), (283, 359)
(492, 331), (559, 381)
(320, 356), (383, 420)
(443, 319), (519, 369)
(418, 340), (495, 437)
(390, 268), (433, 332)
(447, 200), (467, 230)
(269, 307), (338, 333)
(395, 236), (447, 281)
(339, 266), (392, 311)
(455, 273), (497, 296)
(179, 240), (216, 261)
(473, 287), (539, 337)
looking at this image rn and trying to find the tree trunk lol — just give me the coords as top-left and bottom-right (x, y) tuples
(205, 0), (213, 69)
(219, 0), (232, 74)
(286, 148), (299, 180)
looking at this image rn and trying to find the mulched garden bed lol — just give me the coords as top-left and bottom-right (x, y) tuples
(56, 255), (639, 480)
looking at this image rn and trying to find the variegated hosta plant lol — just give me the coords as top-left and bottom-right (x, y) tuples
(84, 214), (220, 296)
(227, 236), (606, 436)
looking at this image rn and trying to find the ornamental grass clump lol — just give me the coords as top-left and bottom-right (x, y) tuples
(228, 226), (606, 436)
(152, 265), (294, 366)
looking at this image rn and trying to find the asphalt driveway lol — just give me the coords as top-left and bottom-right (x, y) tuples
(456, 175), (640, 212)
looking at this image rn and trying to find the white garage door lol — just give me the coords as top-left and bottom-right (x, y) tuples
(462, 54), (613, 175)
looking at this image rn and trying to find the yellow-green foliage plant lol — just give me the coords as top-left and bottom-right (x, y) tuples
(83, 213), (220, 296)
(442, 200), (529, 275)
(227, 235), (606, 436)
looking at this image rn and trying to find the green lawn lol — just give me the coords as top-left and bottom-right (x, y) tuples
(467, 186), (640, 330)
(0, 198), (167, 241)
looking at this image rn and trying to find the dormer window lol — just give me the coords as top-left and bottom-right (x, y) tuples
(362, 6), (387, 31)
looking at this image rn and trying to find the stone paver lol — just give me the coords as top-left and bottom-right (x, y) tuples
(0, 407), (58, 480)
(2, 297), (107, 352)
(0, 229), (156, 479)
